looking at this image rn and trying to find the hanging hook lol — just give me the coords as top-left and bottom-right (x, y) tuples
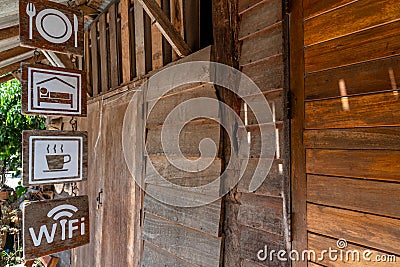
(70, 117), (78, 131)
(34, 49), (41, 64)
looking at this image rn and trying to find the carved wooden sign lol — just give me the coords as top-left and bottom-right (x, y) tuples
(23, 196), (90, 260)
(21, 63), (87, 116)
(22, 131), (88, 186)
(19, 0), (84, 55)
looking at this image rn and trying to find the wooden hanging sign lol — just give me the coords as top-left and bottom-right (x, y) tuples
(22, 130), (88, 186)
(19, 0), (84, 55)
(23, 195), (90, 260)
(21, 63), (87, 117)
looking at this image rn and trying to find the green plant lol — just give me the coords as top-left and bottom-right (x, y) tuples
(0, 78), (46, 172)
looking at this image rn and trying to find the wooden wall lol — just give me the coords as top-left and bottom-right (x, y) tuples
(292, 0), (400, 265)
(221, 0), (290, 266)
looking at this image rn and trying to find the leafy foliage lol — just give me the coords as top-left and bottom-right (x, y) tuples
(0, 78), (46, 172)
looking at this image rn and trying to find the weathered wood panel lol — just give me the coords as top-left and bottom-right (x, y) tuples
(308, 233), (396, 267)
(307, 204), (400, 255)
(304, 0), (400, 46)
(239, 0), (282, 39)
(308, 175), (400, 218)
(120, 0), (132, 83)
(151, 0), (163, 70)
(305, 92), (400, 129)
(241, 55), (283, 93)
(237, 159), (283, 197)
(306, 149), (400, 182)
(305, 56), (400, 100)
(108, 3), (119, 88)
(238, 0), (264, 14)
(305, 21), (400, 73)
(238, 193), (283, 235)
(99, 91), (137, 267)
(146, 120), (220, 157)
(141, 241), (195, 267)
(143, 213), (222, 266)
(239, 225), (285, 266)
(144, 196), (221, 236)
(239, 24), (282, 66)
(304, 127), (400, 150)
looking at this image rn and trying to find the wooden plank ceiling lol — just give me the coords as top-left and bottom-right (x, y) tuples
(0, 0), (112, 81)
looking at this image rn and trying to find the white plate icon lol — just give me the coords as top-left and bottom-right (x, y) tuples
(36, 8), (72, 44)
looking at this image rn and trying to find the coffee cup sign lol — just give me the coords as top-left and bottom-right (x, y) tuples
(22, 130), (88, 186)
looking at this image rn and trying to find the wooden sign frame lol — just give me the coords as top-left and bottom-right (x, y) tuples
(23, 196), (90, 260)
(21, 63), (87, 117)
(22, 130), (88, 186)
(19, 0), (84, 55)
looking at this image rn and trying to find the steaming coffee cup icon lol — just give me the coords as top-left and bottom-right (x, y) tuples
(44, 154), (71, 172)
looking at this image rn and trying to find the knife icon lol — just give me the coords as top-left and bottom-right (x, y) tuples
(73, 14), (78, 47)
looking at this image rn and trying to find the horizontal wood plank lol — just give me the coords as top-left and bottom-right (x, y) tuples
(142, 240), (195, 267)
(239, 225), (285, 266)
(304, 127), (400, 150)
(239, 24), (282, 66)
(239, 0), (281, 39)
(305, 92), (400, 129)
(305, 20), (400, 73)
(241, 54), (283, 93)
(144, 195), (221, 236)
(308, 233), (397, 267)
(237, 159), (283, 197)
(238, 0), (264, 14)
(303, 0), (355, 19)
(304, 0), (400, 46)
(307, 203), (400, 255)
(305, 56), (400, 100)
(306, 149), (400, 182)
(238, 193), (283, 235)
(307, 175), (400, 219)
(143, 213), (222, 266)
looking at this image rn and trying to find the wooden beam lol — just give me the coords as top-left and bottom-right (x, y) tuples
(151, 0), (163, 70)
(0, 54), (44, 76)
(134, 0), (146, 76)
(0, 73), (14, 84)
(170, 0), (184, 60)
(0, 25), (19, 42)
(136, 0), (191, 57)
(99, 13), (109, 92)
(0, 50), (34, 69)
(0, 36), (20, 53)
(108, 3), (119, 88)
(0, 46), (31, 62)
(90, 22), (99, 96)
(121, 0), (132, 83)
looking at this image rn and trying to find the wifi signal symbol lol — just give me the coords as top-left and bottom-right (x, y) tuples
(47, 204), (78, 220)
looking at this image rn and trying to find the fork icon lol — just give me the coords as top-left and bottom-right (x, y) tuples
(26, 2), (36, 39)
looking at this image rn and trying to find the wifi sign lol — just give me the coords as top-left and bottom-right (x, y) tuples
(23, 196), (90, 260)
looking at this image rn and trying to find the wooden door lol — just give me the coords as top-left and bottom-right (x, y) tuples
(291, 0), (400, 266)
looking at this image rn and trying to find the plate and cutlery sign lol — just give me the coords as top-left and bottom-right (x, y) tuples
(19, 0), (84, 55)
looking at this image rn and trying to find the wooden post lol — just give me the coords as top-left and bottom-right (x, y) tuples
(90, 22), (99, 96)
(151, 0), (163, 70)
(99, 13), (109, 92)
(170, 0), (184, 60)
(134, 0), (146, 76)
(84, 31), (92, 96)
(121, 0), (132, 83)
(109, 3), (119, 88)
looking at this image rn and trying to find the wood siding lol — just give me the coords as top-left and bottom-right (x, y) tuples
(293, 0), (400, 265)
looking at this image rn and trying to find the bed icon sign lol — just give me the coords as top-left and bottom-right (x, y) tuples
(21, 63), (87, 117)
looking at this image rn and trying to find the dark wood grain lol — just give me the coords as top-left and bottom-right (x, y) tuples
(23, 196), (90, 260)
(108, 3), (119, 89)
(307, 203), (400, 255)
(89, 22), (99, 96)
(308, 175), (400, 219)
(305, 56), (400, 100)
(21, 63), (87, 117)
(306, 149), (400, 182)
(19, 0), (84, 55)
(305, 92), (400, 129)
(304, 0), (400, 46)
(304, 127), (400, 150)
(238, 0), (265, 14)
(98, 13), (108, 93)
(305, 20), (400, 73)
